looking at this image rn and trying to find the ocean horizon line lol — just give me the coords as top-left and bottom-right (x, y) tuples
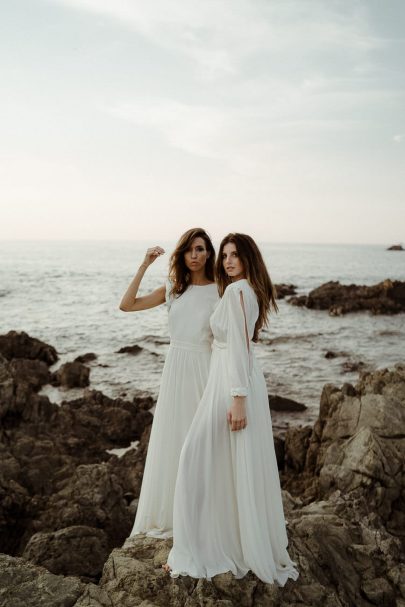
(0, 238), (402, 248)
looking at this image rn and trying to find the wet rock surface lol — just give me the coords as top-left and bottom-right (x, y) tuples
(288, 279), (405, 315)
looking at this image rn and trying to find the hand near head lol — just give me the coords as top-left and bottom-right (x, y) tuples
(143, 246), (165, 267)
(227, 397), (247, 431)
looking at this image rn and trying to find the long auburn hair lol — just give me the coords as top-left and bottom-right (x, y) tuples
(215, 233), (278, 341)
(169, 228), (216, 296)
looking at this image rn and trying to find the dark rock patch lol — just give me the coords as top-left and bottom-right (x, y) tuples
(288, 279), (405, 315)
(51, 361), (90, 389)
(74, 353), (97, 364)
(269, 394), (307, 412)
(0, 331), (58, 365)
(274, 283), (297, 299)
(116, 344), (143, 355)
(387, 244), (404, 251)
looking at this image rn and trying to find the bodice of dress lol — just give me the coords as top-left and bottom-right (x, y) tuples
(166, 281), (219, 347)
(210, 279), (259, 396)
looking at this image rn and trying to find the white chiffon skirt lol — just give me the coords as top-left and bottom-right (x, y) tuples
(167, 343), (299, 585)
(130, 341), (212, 538)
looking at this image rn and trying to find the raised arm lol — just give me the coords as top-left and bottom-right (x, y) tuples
(119, 246), (166, 312)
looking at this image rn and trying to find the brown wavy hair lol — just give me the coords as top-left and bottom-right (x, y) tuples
(215, 233), (278, 341)
(169, 228), (216, 296)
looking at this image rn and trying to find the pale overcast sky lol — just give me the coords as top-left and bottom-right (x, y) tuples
(1, 0), (404, 243)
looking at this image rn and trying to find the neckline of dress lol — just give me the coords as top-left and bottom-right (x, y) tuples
(189, 283), (216, 287)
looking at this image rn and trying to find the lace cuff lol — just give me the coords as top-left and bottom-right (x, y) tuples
(230, 387), (248, 397)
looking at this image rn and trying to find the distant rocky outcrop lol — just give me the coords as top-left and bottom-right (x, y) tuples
(288, 279), (405, 315)
(387, 244), (404, 251)
(274, 283), (297, 299)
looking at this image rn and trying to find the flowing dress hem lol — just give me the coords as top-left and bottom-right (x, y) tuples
(169, 562), (299, 586)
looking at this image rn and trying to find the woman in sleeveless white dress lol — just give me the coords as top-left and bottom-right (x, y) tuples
(119, 229), (218, 538)
(166, 233), (299, 585)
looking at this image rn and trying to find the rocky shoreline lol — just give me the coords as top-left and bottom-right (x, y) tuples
(288, 279), (405, 315)
(1, 330), (404, 606)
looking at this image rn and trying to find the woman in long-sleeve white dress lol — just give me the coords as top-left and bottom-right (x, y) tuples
(119, 228), (218, 539)
(166, 233), (299, 585)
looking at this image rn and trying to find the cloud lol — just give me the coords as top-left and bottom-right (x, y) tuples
(45, 0), (381, 79)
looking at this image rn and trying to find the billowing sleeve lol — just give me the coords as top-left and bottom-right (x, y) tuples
(226, 286), (251, 397)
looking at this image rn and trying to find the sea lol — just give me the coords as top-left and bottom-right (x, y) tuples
(1, 240), (404, 430)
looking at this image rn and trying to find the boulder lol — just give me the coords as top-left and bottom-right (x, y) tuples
(52, 362), (90, 389)
(288, 279), (405, 315)
(274, 283), (297, 299)
(269, 394), (307, 412)
(9, 358), (51, 391)
(37, 463), (132, 549)
(116, 345), (143, 355)
(0, 353), (57, 424)
(55, 390), (153, 451)
(0, 553), (85, 607)
(74, 353), (97, 364)
(0, 331), (58, 365)
(23, 525), (110, 581)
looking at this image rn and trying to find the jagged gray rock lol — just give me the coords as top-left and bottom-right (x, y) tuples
(23, 525), (110, 581)
(0, 553), (85, 607)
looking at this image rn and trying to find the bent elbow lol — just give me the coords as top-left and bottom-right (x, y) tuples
(119, 303), (128, 312)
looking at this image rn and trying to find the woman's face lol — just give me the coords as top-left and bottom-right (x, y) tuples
(222, 242), (245, 280)
(184, 237), (210, 273)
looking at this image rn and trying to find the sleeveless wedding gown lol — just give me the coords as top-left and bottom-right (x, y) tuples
(130, 281), (219, 538)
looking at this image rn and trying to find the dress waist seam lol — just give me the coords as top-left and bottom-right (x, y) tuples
(170, 340), (211, 353)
